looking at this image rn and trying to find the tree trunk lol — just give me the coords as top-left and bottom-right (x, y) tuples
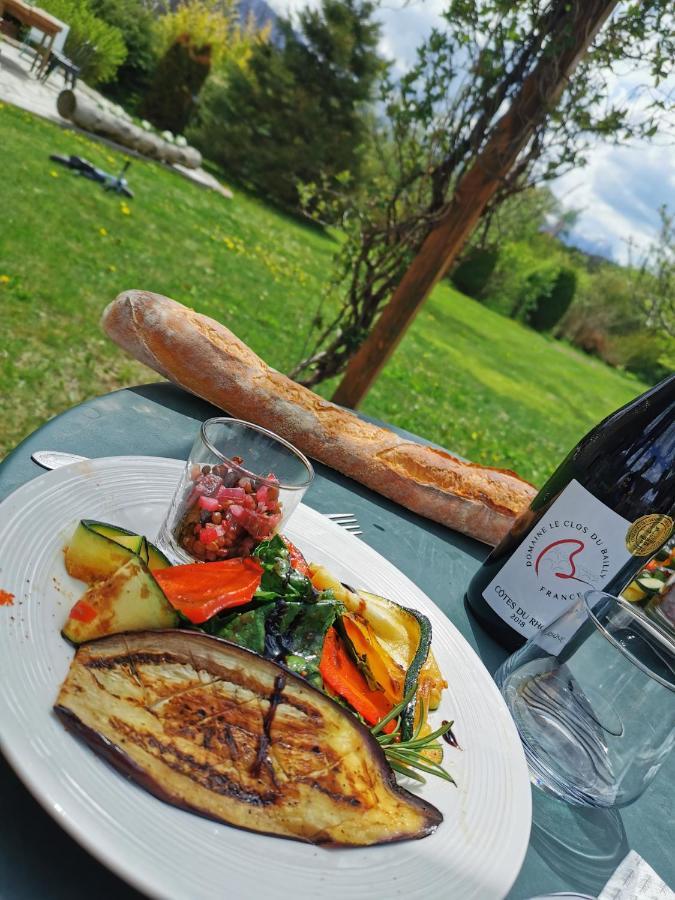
(331, 0), (619, 408)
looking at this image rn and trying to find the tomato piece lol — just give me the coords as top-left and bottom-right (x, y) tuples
(283, 538), (310, 576)
(69, 599), (98, 623)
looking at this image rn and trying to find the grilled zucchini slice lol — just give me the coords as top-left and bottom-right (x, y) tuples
(62, 557), (178, 644)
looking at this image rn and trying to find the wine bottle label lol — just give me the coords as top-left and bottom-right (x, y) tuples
(483, 479), (633, 645)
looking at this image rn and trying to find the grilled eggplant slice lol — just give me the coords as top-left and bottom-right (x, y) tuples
(54, 631), (442, 845)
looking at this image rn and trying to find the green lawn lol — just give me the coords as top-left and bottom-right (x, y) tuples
(0, 101), (646, 485)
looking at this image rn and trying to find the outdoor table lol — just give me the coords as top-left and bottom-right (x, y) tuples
(1, 382), (673, 900)
(0, 0), (63, 78)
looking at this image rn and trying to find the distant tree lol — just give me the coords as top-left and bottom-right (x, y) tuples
(188, 0), (385, 209)
(289, 0), (674, 399)
(90, 0), (157, 106)
(631, 205), (675, 338)
(142, 0), (265, 134)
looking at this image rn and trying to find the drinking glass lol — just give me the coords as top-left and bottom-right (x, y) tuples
(494, 590), (675, 807)
(156, 418), (314, 563)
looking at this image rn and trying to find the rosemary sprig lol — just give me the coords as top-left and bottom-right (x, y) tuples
(371, 687), (457, 786)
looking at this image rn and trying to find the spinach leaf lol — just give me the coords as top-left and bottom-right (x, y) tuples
(215, 603), (274, 655)
(253, 535), (315, 602)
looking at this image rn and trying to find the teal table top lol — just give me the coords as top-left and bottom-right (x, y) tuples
(0, 383), (672, 900)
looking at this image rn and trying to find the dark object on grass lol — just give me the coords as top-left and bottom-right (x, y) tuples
(49, 154), (134, 198)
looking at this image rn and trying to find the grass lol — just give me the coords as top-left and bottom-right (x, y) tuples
(0, 101), (647, 485)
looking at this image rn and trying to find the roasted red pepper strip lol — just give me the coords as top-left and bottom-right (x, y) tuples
(319, 627), (395, 734)
(152, 557), (263, 624)
(282, 537), (310, 576)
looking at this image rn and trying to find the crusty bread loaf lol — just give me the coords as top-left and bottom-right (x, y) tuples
(102, 290), (536, 545)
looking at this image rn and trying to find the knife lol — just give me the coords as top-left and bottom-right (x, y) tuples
(31, 450), (89, 470)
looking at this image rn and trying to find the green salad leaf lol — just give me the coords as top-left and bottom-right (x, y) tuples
(253, 535), (315, 602)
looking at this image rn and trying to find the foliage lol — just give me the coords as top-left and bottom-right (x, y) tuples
(42, 0), (126, 84)
(142, 34), (213, 133)
(0, 103), (647, 486)
(527, 267), (577, 332)
(90, 0), (157, 106)
(450, 247), (498, 299)
(478, 237), (559, 320)
(154, 0), (262, 70)
(630, 205), (675, 339)
(143, 0), (268, 133)
(188, 0), (384, 209)
(290, 0), (675, 388)
(558, 259), (673, 383)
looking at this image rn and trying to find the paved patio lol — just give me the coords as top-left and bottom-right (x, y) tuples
(0, 39), (232, 198)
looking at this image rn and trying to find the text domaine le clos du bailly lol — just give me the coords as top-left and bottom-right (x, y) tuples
(466, 374), (675, 651)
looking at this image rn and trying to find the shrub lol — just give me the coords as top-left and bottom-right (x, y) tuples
(451, 247), (498, 299)
(481, 240), (559, 320)
(42, 0), (126, 85)
(90, 0), (157, 106)
(142, 35), (212, 134)
(527, 267), (577, 331)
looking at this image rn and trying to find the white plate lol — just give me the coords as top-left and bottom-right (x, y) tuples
(0, 456), (531, 900)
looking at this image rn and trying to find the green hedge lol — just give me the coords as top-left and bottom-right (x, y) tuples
(451, 247), (498, 299)
(527, 267), (578, 332)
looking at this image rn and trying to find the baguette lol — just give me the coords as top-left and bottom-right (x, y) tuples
(102, 291), (536, 545)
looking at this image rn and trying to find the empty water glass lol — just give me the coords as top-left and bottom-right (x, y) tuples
(494, 590), (675, 807)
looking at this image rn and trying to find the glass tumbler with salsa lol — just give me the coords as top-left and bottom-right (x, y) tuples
(156, 418), (314, 563)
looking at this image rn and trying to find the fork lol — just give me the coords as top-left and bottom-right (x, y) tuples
(325, 513), (363, 537)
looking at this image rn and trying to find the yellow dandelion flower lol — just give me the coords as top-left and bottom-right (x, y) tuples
(50, 170), (59, 178)
(0, 274), (11, 284)
(120, 202), (131, 216)
(99, 227), (108, 237)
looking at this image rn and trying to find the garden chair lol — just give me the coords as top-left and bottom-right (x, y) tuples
(41, 40), (96, 89)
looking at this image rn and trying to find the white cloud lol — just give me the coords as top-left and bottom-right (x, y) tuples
(554, 142), (675, 263)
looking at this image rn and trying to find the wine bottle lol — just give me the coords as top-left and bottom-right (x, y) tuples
(466, 374), (675, 651)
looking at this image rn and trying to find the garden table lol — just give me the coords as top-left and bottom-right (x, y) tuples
(0, 0), (63, 77)
(0, 382), (673, 900)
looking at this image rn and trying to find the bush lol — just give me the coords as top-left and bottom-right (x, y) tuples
(451, 247), (498, 299)
(42, 0), (126, 85)
(557, 264), (674, 380)
(481, 239), (559, 320)
(142, 35), (212, 134)
(90, 0), (156, 106)
(527, 267), (577, 331)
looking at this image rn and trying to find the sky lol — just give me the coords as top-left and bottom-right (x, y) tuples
(269, 0), (675, 263)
